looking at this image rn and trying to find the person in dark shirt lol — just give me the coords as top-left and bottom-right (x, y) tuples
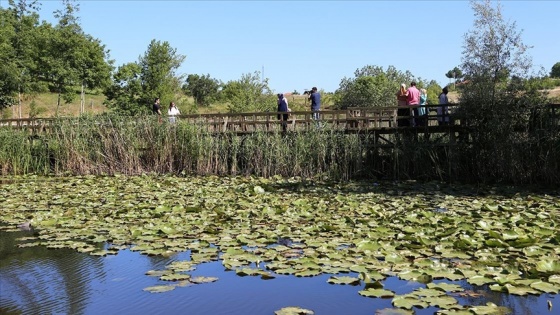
(152, 98), (162, 122)
(309, 87), (321, 125)
(277, 93), (289, 132)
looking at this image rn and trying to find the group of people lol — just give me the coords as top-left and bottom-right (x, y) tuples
(276, 86), (321, 132)
(152, 97), (181, 123)
(396, 82), (450, 127)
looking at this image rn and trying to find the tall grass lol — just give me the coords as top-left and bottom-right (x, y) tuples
(0, 115), (559, 184)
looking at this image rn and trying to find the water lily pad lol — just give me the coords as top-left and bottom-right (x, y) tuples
(327, 276), (360, 285)
(427, 282), (464, 292)
(469, 302), (510, 314)
(392, 295), (428, 310)
(190, 276), (219, 284)
(503, 284), (540, 295)
(376, 309), (414, 315)
(143, 285), (176, 293)
(358, 288), (395, 298)
(274, 306), (314, 315)
(160, 273), (191, 281)
(529, 281), (560, 294)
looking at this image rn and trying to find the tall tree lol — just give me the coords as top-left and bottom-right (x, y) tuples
(182, 74), (221, 106)
(461, 0), (532, 107)
(104, 40), (185, 114)
(445, 66), (464, 82)
(459, 0), (547, 182)
(1, 0), (42, 117)
(139, 39), (186, 107)
(334, 65), (415, 109)
(551, 62), (560, 78)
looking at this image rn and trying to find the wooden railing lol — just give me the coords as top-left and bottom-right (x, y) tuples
(1, 104), (558, 134)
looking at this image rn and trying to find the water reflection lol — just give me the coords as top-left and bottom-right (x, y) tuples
(0, 228), (557, 315)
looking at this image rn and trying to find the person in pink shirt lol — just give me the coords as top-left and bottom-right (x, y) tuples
(406, 81), (420, 126)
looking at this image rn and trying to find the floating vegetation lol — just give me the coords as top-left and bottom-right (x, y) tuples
(0, 175), (559, 312)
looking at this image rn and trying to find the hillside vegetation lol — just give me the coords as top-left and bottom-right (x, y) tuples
(1, 87), (558, 119)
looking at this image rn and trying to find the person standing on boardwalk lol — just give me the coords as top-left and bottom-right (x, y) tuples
(437, 87), (450, 126)
(396, 83), (409, 126)
(309, 87), (321, 123)
(168, 101), (181, 123)
(418, 88), (428, 126)
(277, 93), (289, 132)
(406, 81), (420, 126)
(153, 98), (162, 122)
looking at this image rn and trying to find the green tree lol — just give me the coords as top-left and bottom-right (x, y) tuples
(221, 71), (275, 113)
(139, 39), (185, 107)
(445, 66), (464, 82)
(1, 0), (42, 116)
(182, 74), (221, 106)
(459, 0), (548, 182)
(551, 62), (560, 78)
(104, 40), (185, 114)
(334, 65), (415, 109)
(103, 62), (144, 115)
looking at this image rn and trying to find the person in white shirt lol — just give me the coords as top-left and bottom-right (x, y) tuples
(168, 102), (181, 123)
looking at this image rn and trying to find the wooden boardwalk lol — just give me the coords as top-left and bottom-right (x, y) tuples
(1, 104), (558, 136)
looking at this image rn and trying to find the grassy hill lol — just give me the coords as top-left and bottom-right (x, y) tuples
(2, 88), (559, 119)
(1, 92), (107, 119)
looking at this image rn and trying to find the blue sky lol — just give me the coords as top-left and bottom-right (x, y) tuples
(5, 0), (560, 93)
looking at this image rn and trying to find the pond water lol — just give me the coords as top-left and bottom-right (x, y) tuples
(1, 228), (557, 315)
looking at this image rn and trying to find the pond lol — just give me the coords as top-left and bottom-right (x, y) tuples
(0, 176), (558, 314)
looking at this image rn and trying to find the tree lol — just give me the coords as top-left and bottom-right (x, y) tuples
(182, 74), (221, 106)
(104, 40), (185, 114)
(221, 71), (275, 113)
(0, 0), (42, 116)
(551, 62), (560, 78)
(458, 0), (547, 182)
(103, 62), (144, 115)
(461, 0), (533, 107)
(139, 39), (185, 107)
(445, 66), (464, 82)
(334, 65), (415, 109)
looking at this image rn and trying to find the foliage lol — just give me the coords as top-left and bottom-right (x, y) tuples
(182, 74), (221, 106)
(551, 62), (560, 78)
(139, 39), (185, 106)
(458, 0), (551, 183)
(334, 65), (415, 109)
(445, 66), (464, 81)
(221, 71), (275, 113)
(104, 40), (185, 114)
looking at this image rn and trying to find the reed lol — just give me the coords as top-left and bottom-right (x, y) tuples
(0, 115), (559, 184)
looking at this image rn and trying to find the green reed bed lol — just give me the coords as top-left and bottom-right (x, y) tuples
(0, 116), (559, 184)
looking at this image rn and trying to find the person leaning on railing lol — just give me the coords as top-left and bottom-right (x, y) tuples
(437, 87), (450, 126)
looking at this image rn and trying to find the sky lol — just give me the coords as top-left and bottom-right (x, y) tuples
(2, 0), (559, 93)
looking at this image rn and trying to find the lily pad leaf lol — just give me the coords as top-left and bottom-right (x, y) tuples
(375, 309), (414, 315)
(274, 306), (314, 315)
(392, 296), (428, 310)
(426, 282), (464, 292)
(327, 276), (360, 285)
(469, 302), (510, 315)
(160, 273), (191, 281)
(358, 288), (395, 298)
(530, 281), (560, 294)
(143, 285), (175, 293)
(468, 275), (495, 286)
(503, 284), (540, 295)
(190, 276), (219, 284)
(536, 259), (560, 273)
